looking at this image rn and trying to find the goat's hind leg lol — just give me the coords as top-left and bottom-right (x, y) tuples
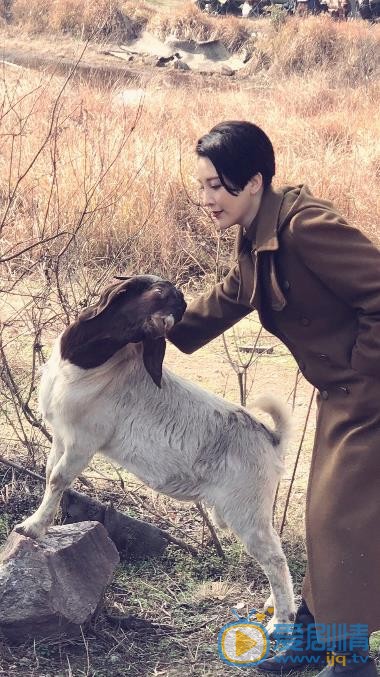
(244, 524), (295, 631)
(15, 442), (94, 539)
(221, 502), (295, 631)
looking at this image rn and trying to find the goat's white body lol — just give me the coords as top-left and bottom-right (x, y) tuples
(40, 341), (284, 502)
(24, 335), (295, 628)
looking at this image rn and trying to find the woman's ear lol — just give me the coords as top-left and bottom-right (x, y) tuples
(248, 173), (263, 195)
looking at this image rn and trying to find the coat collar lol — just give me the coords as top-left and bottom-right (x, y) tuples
(242, 183), (308, 252)
(236, 184), (310, 312)
(244, 184), (284, 252)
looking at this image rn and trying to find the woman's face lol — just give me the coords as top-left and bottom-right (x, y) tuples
(197, 157), (263, 232)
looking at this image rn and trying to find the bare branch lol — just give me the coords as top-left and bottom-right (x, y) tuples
(196, 502), (225, 559)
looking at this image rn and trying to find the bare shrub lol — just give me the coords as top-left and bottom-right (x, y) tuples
(7, 0), (252, 49)
(11, 0), (137, 40)
(11, 0), (51, 32)
(122, 0), (155, 33)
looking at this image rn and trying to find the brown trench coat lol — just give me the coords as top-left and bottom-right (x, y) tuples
(168, 184), (380, 634)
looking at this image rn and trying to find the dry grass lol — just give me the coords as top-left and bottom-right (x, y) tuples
(8, 0), (138, 39)
(2, 0), (253, 51)
(1, 14), (379, 281)
(248, 15), (380, 85)
(148, 1), (253, 53)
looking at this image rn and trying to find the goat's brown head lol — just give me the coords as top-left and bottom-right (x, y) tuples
(60, 275), (186, 387)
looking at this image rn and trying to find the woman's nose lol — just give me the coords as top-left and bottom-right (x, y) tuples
(202, 187), (215, 207)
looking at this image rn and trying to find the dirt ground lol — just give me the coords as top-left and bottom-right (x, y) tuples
(0, 27), (249, 88)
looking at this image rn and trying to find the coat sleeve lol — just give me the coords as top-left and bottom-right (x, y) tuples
(290, 206), (380, 378)
(167, 262), (253, 354)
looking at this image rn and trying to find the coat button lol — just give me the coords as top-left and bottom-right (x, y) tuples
(301, 317), (310, 326)
(318, 353), (330, 362)
(338, 386), (350, 396)
(321, 390), (329, 400)
(283, 280), (290, 291)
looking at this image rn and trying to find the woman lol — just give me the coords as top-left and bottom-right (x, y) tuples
(168, 121), (380, 676)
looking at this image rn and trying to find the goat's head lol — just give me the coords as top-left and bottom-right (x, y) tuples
(61, 275), (187, 387)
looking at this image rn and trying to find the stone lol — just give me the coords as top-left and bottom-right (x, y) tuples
(155, 55), (175, 67)
(220, 65), (235, 76)
(173, 60), (191, 71)
(61, 489), (168, 561)
(0, 522), (119, 644)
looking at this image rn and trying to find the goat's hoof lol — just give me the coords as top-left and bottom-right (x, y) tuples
(266, 612), (295, 638)
(14, 519), (47, 540)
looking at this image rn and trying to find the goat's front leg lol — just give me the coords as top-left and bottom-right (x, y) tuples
(15, 444), (93, 540)
(45, 436), (64, 484)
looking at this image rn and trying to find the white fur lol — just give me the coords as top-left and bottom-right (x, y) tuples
(17, 337), (295, 625)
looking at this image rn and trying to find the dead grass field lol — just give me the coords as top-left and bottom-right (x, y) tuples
(1, 16), (379, 276)
(1, 4), (380, 676)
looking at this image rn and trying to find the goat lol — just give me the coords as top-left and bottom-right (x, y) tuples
(15, 274), (295, 629)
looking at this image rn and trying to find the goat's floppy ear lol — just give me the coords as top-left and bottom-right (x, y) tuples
(142, 337), (166, 388)
(78, 277), (141, 322)
(78, 281), (126, 322)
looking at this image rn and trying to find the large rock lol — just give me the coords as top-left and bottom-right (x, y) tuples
(0, 522), (119, 644)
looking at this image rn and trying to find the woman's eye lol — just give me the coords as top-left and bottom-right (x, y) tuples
(210, 183), (221, 190)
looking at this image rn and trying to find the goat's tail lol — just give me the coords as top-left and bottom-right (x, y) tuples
(254, 395), (291, 448)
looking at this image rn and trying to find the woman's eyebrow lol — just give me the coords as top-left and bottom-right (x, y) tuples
(197, 176), (220, 184)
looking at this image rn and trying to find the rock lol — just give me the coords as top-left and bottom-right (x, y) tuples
(173, 60), (191, 71)
(0, 522), (119, 644)
(155, 55), (175, 67)
(166, 38), (231, 62)
(220, 65), (235, 76)
(61, 489), (169, 561)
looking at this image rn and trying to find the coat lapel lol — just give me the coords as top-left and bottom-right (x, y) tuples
(241, 186), (287, 312)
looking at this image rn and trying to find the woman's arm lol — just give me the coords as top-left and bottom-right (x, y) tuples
(291, 207), (380, 378)
(168, 262), (252, 354)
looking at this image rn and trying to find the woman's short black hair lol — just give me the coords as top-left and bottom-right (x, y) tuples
(196, 121), (275, 195)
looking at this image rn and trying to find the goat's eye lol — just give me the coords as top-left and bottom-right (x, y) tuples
(153, 288), (163, 295)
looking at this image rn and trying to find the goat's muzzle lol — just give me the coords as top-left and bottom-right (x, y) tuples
(143, 285), (186, 338)
(147, 313), (175, 336)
